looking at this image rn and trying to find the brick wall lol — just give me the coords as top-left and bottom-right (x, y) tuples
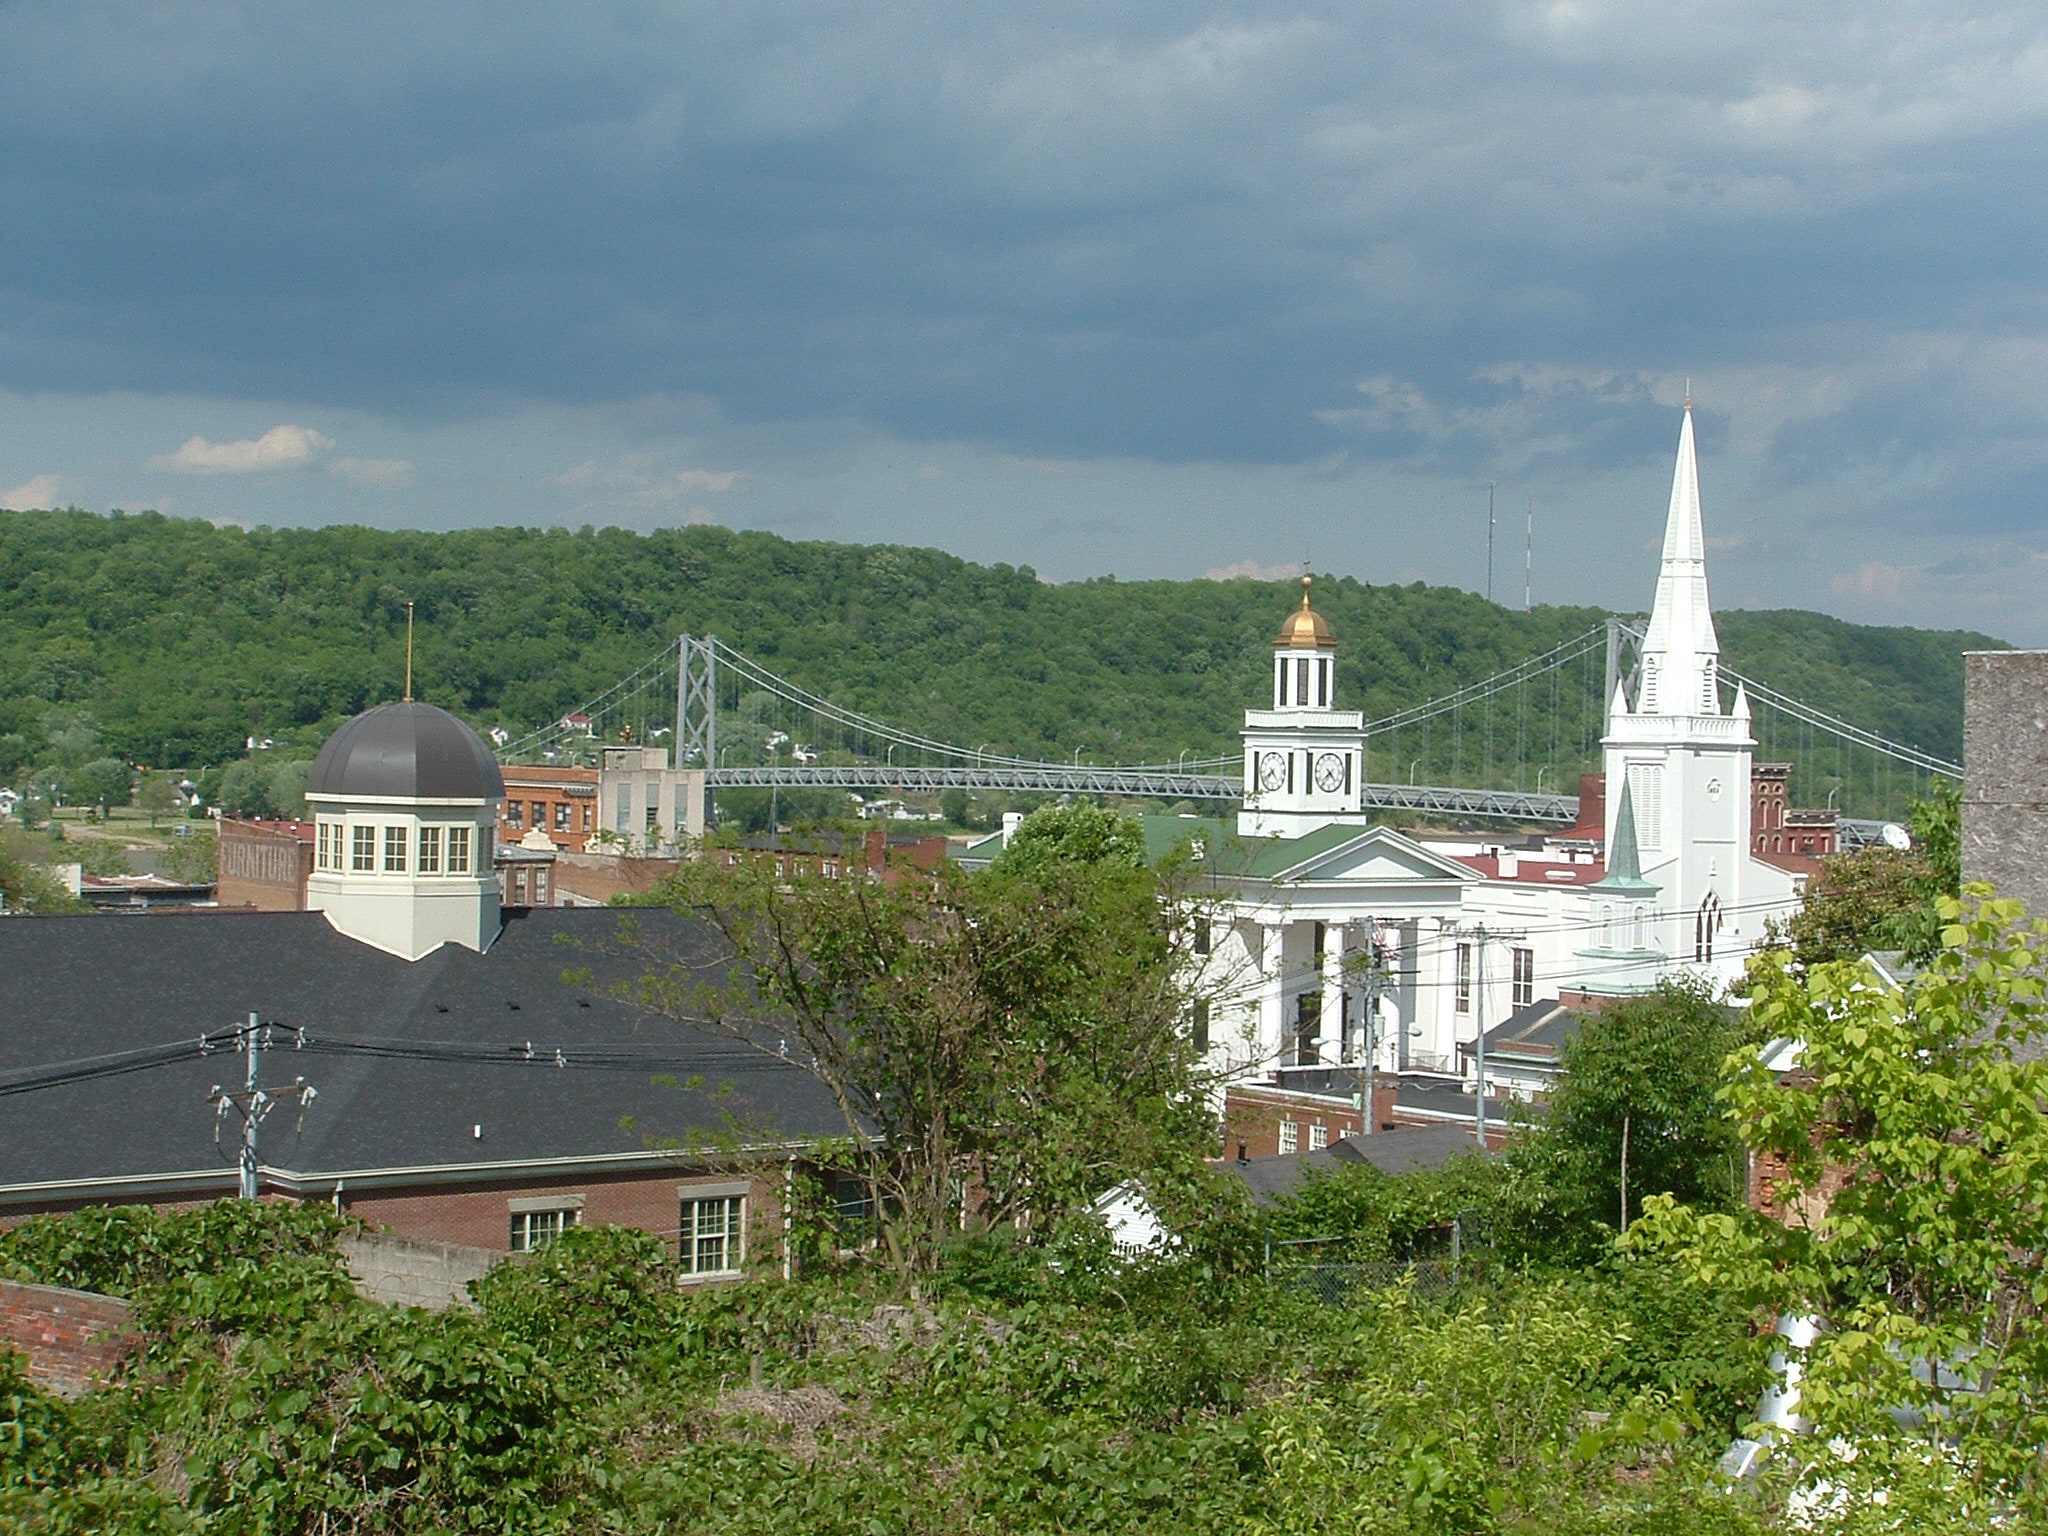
(550, 850), (684, 906)
(217, 818), (314, 910)
(0, 1278), (137, 1398)
(1221, 1081), (1400, 1160)
(339, 1165), (789, 1270)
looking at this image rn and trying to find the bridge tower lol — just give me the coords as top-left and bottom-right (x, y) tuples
(1602, 401), (1780, 972)
(1239, 576), (1369, 838)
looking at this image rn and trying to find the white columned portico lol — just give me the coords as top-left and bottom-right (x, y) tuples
(1319, 921), (1348, 1067)
(1257, 921), (1286, 1071)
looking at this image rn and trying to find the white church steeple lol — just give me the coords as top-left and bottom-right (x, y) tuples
(1636, 400), (1723, 718)
(1603, 399), (1762, 980)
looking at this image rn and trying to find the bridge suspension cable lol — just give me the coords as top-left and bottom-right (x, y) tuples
(1719, 667), (1959, 779)
(492, 622), (1956, 832)
(1362, 625), (1609, 735)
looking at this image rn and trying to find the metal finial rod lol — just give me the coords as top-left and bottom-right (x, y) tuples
(404, 601), (415, 701)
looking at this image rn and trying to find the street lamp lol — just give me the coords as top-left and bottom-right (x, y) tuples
(1072, 747), (1084, 766)
(1535, 766), (1550, 794)
(1409, 758), (1422, 785)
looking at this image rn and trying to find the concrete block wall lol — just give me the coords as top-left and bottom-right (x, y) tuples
(0, 1278), (137, 1398)
(1963, 650), (2048, 915)
(340, 1230), (502, 1310)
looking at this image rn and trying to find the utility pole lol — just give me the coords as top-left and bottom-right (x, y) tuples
(1454, 922), (1525, 1151)
(1474, 924), (1489, 1149)
(1524, 496), (1532, 614)
(1485, 481), (1496, 604)
(1352, 926), (1391, 1136)
(207, 1013), (316, 1201)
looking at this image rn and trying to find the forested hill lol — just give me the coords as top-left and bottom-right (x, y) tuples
(0, 509), (2001, 788)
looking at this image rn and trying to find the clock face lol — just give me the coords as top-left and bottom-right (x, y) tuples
(1314, 752), (1347, 792)
(1258, 752), (1288, 791)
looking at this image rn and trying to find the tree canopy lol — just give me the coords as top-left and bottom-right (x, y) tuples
(628, 815), (1210, 1272)
(0, 508), (1995, 825)
(1638, 890), (2048, 1515)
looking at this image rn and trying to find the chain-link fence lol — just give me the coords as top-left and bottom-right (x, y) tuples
(1272, 1258), (1462, 1305)
(1264, 1219), (1492, 1306)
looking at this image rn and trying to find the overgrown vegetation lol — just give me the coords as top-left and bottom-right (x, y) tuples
(0, 1198), (1786, 1535)
(11, 900), (2048, 1530)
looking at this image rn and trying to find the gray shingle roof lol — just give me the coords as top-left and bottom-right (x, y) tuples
(1221, 1123), (1484, 1203)
(0, 907), (842, 1199)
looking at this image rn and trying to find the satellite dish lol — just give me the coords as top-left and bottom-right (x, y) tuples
(1881, 823), (1912, 851)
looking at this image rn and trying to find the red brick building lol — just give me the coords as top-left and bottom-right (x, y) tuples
(498, 764), (600, 852)
(216, 818), (315, 910)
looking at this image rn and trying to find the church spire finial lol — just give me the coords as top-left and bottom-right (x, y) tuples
(1301, 571), (1313, 610)
(1635, 403), (1721, 716)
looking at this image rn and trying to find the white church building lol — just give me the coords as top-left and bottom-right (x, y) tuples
(1177, 404), (1804, 1118)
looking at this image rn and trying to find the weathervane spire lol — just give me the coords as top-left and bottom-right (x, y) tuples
(404, 601), (415, 702)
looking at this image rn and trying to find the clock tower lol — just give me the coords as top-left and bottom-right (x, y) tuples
(1239, 576), (1369, 838)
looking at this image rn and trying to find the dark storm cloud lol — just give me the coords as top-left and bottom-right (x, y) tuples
(4, 0), (2048, 518)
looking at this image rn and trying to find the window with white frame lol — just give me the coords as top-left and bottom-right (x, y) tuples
(1309, 1123), (1329, 1150)
(682, 1191), (746, 1276)
(351, 824), (376, 872)
(447, 825), (472, 874)
(315, 822), (334, 871)
(1512, 947), (1534, 1008)
(1455, 942), (1473, 1013)
(1277, 1121), (1299, 1155)
(418, 824), (442, 874)
(383, 825), (408, 872)
(508, 1202), (579, 1252)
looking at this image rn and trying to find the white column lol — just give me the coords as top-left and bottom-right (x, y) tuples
(1320, 921), (1347, 1067)
(1258, 921), (1286, 1072)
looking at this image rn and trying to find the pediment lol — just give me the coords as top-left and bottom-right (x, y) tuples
(1267, 827), (1476, 887)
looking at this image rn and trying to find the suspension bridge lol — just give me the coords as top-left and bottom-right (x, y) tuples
(495, 621), (1961, 846)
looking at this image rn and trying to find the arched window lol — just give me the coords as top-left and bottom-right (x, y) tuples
(1694, 893), (1722, 963)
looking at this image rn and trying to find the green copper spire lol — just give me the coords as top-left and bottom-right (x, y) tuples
(1593, 778), (1657, 894)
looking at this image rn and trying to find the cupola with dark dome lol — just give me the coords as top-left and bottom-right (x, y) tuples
(305, 700), (504, 961)
(308, 701), (505, 803)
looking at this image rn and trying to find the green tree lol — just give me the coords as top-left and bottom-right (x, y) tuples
(0, 827), (84, 914)
(73, 756), (133, 817)
(214, 759), (274, 817)
(135, 770), (178, 826)
(266, 758), (313, 819)
(156, 828), (219, 885)
(1507, 980), (1747, 1264)
(987, 800), (1147, 876)
(1636, 890), (2048, 1514)
(631, 828), (1205, 1273)
(1767, 782), (1962, 970)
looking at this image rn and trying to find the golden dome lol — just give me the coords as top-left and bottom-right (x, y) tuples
(1273, 574), (1336, 649)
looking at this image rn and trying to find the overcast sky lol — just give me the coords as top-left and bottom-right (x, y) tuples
(4, 2), (2046, 639)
